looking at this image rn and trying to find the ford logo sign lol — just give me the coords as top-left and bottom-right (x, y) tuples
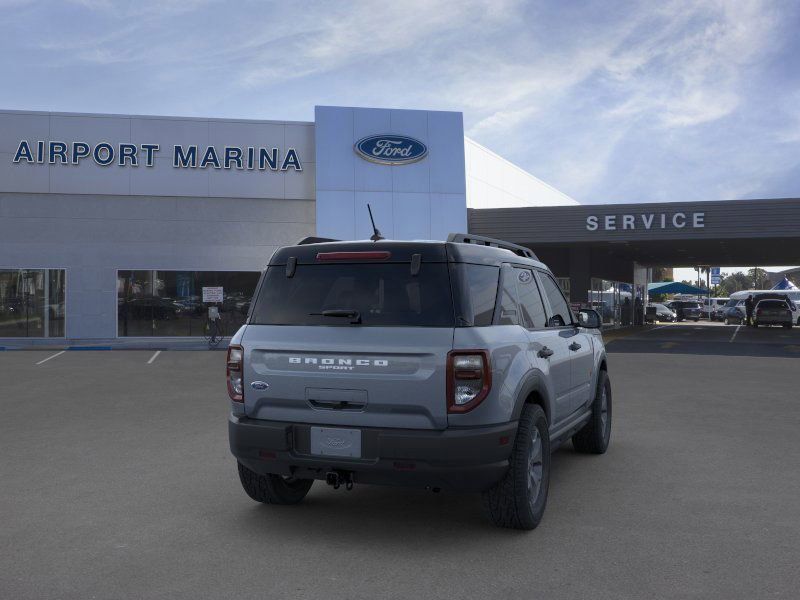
(250, 381), (269, 390)
(354, 134), (427, 165)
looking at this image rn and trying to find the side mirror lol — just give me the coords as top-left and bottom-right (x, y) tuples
(578, 309), (602, 329)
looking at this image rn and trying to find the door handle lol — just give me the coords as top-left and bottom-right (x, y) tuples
(538, 347), (554, 359)
(569, 342), (582, 351)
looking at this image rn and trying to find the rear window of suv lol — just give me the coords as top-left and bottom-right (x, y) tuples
(250, 263), (455, 327)
(757, 300), (788, 309)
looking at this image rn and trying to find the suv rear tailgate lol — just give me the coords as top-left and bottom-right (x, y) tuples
(242, 326), (453, 430)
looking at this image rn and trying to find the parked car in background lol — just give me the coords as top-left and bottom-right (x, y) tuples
(646, 303), (677, 323)
(730, 290), (800, 326)
(702, 297), (729, 321)
(753, 299), (793, 328)
(722, 300), (745, 325)
(666, 300), (702, 322)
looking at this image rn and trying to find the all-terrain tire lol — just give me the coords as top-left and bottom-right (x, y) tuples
(572, 370), (612, 454)
(237, 462), (314, 505)
(482, 404), (550, 530)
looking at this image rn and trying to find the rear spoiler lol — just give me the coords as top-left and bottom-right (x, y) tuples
(297, 236), (339, 245)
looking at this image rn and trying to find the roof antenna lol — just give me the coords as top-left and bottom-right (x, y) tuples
(367, 203), (384, 242)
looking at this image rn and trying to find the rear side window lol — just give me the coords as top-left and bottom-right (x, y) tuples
(451, 264), (499, 326)
(539, 273), (572, 326)
(514, 268), (547, 328)
(497, 267), (520, 326)
(250, 263), (454, 327)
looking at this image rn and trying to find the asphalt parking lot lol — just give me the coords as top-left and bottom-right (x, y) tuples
(2, 324), (799, 599)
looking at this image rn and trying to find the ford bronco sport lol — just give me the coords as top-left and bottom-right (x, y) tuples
(228, 234), (611, 529)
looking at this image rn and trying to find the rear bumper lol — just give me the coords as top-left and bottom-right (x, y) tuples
(229, 415), (516, 492)
(754, 317), (792, 325)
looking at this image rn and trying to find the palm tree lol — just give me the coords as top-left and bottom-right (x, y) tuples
(747, 268), (769, 289)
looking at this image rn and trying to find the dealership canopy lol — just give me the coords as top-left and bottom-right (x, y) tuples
(771, 277), (798, 290)
(647, 281), (707, 296)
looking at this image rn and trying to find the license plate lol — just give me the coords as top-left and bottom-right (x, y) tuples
(310, 427), (362, 458)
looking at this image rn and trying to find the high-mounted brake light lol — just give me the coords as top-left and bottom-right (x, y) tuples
(227, 345), (244, 402)
(447, 350), (491, 413)
(316, 251), (391, 261)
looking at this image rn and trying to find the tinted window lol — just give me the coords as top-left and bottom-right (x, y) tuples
(117, 270), (259, 337)
(497, 268), (519, 326)
(251, 263), (454, 327)
(451, 264), (499, 326)
(514, 268), (547, 328)
(758, 300), (788, 309)
(539, 273), (572, 326)
(0, 269), (66, 338)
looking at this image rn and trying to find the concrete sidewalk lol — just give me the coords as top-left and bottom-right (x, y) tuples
(0, 336), (230, 351)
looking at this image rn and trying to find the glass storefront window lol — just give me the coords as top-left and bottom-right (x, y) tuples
(589, 278), (635, 328)
(0, 269), (66, 338)
(117, 270), (260, 337)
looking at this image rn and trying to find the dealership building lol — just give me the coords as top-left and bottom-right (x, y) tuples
(2, 105), (799, 343)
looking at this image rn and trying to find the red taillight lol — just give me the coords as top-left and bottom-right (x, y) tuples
(316, 251), (391, 261)
(447, 350), (491, 413)
(227, 345), (244, 402)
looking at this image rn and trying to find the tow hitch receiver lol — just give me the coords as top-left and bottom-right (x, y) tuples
(325, 470), (354, 491)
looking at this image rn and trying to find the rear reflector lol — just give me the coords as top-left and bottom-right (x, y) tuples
(316, 251), (391, 261)
(393, 461), (416, 471)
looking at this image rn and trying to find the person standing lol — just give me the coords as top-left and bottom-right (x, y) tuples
(745, 294), (754, 326)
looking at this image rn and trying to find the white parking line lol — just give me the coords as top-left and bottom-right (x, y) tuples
(730, 325), (742, 343)
(147, 351), (162, 364)
(36, 350), (66, 365)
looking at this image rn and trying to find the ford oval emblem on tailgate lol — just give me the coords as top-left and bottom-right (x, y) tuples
(250, 381), (269, 390)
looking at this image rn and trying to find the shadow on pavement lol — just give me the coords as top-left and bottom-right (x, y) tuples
(607, 324), (800, 358)
(222, 446), (587, 542)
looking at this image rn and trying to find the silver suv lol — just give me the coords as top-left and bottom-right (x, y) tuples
(227, 234), (611, 529)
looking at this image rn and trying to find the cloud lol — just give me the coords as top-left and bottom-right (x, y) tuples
(1, 0), (797, 204)
(237, 0), (521, 87)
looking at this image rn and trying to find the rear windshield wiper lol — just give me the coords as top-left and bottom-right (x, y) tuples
(310, 309), (362, 324)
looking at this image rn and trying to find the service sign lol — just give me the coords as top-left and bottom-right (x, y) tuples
(354, 134), (428, 165)
(586, 212), (705, 231)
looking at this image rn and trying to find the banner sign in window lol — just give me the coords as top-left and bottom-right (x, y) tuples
(202, 286), (224, 303)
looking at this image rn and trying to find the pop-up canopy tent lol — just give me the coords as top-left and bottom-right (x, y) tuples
(771, 277), (798, 290)
(647, 281), (706, 296)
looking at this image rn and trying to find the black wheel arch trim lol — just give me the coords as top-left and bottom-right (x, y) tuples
(511, 369), (554, 425)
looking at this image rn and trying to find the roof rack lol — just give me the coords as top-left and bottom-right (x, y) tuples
(447, 233), (538, 260)
(297, 236), (340, 245)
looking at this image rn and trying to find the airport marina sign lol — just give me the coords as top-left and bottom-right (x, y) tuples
(12, 140), (302, 171)
(586, 211), (705, 231)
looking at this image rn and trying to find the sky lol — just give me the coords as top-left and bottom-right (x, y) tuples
(1, 0), (799, 207)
